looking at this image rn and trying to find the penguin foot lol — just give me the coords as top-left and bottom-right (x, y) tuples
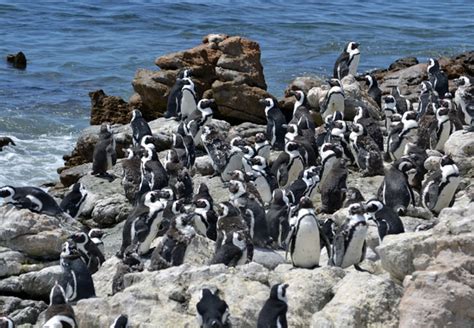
(94, 172), (116, 182)
(354, 264), (372, 273)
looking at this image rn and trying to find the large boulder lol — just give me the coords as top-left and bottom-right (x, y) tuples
(89, 90), (134, 125)
(133, 35), (272, 124)
(444, 130), (474, 176)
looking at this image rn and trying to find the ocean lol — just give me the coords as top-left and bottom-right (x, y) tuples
(0, 1), (472, 186)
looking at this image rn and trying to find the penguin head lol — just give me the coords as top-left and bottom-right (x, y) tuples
(420, 81), (433, 93)
(303, 166), (320, 181)
(181, 77), (195, 90)
(285, 141), (300, 154)
(383, 95), (397, 110)
(69, 231), (89, 245)
(140, 135), (155, 149)
(255, 132), (267, 144)
(440, 155), (456, 167)
(131, 109), (142, 122)
(0, 185), (15, 199)
(157, 188), (175, 201)
(49, 281), (68, 306)
(99, 123), (112, 135)
(327, 78), (342, 88)
(454, 76), (471, 87)
(270, 283), (289, 303)
(178, 68), (192, 79)
(272, 189), (289, 207)
(395, 157), (415, 173)
(194, 198), (211, 211)
(250, 155), (267, 169)
(365, 74), (376, 88)
(298, 196), (314, 210)
(197, 98), (215, 111)
(60, 241), (80, 259)
(144, 191), (166, 209)
(175, 213), (196, 233)
(259, 97), (275, 111)
(345, 41), (360, 53)
(436, 105), (449, 119)
(230, 170), (245, 182)
(217, 201), (239, 218)
(427, 58), (439, 74)
(166, 149), (180, 164)
(345, 187), (364, 203)
(196, 288), (229, 328)
(286, 123), (299, 135)
(228, 180), (245, 196)
(171, 199), (186, 215)
(402, 110), (417, 122)
(364, 199), (384, 216)
(352, 123), (365, 136)
(230, 136), (245, 149)
(330, 120), (347, 138)
(88, 228), (104, 240)
(288, 90), (305, 103)
(348, 202), (366, 216)
(110, 314), (129, 328)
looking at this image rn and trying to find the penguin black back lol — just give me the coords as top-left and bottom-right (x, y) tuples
(257, 283), (289, 328)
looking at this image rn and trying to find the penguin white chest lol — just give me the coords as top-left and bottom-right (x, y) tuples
(193, 211), (208, 236)
(138, 214), (163, 255)
(349, 54), (360, 75)
(181, 89), (196, 118)
(436, 122), (452, 151)
(341, 224), (368, 268)
(291, 217), (320, 268)
(327, 94), (345, 118)
(255, 175), (272, 204)
(433, 176), (460, 214)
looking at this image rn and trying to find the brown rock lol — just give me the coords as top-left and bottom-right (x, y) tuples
(89, 90), (133, 125)
(132, 69), (172, 120)
(285, 76), (325, 95)
(388, 56), (419, 71)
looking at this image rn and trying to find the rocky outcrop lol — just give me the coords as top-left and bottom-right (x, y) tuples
(444, 130), (474, 176)
(89, 90), (136, 125)
(0, 296), (46, 325)
(132, 35), (272, 124)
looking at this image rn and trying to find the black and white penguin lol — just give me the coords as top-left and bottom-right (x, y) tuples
(0, 136), (15, 151)
(130, 109), (152, 146)
(192, 198), (218, 241)
(288, 197), (331, 268)
(453, 76), (474, 131)
(118, 191), (166, 257)
(221, 137), (245, 182)
(121, 147), (143, 203)
(241, 144), (257, 173)
(59, 242), (96, 302)
(164, 149), (193, 202)
(417, 81), (435, 119)
(333, 41), (360, 80)
(266, 189), (290, 249)
(343, 187), (365, 208)
(427, 58), (449, 97)
(250, 156), (278, 205)
(165, 74), (196, 120)
(196, 289), (230, 328)
(286, 166), (320, 205)
(318, 142), (343, 190)
(214, 201), (249, 247)
(201, 125), (229, 177)
(271, 141), (305, 189)
(110, 314), (129, 328)
(330, 203), (368, 271)
(60, 183), (87, 219)
(353, 106), (383, 151)
(421, 156), (461, 214)
(387, 111), (418, 161)
(288, 90), (315, 131)
(69, 231), (105, 274)
(404, 143), (428, 193)
(193, 182), (214, 209)
(43, 282), (77, 328)
(149, 214), (196, 270)
(92, 123), (116, 181)
(364, 199), (404, 241)
(349, 123), (384, 176)
(185, 98), (214, 145)
(211, 230), (250, 266)
(179, 77), (198, 121)
(176, 121), (196, 168)
(319, 157), (347, 214)
(88, 228), (105, 254)
(230, 169), (264, 206)
(391, 87), (412, 115)
(430, 105), (455, 151)
(254, 132), (271, 161)
(284, 124), (318, 166)
(365, 74), (382, 108)
(139, 142), (168, 193)
(320, 79), (345, 120)
(0, 317), (14, 328)
(328, 120), (354, 164)
(377, 156), (415, 215)
(0, 185), (63, 216)
(260, 97), (287, 150)
(382, 95), (398, 133)
(257, 283), (289, 328)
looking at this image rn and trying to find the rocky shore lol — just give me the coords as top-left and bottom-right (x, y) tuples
(1, 35), (473, 327)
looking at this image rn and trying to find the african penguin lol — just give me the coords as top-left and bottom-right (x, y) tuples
(453, 76), (474, 131)
(110, 314), (129, 328)
(353, 106), (383, 151)
(421, 156), (460, 214)
(330, 203), (368, 271)
(0, 317), (15, 328)
(364, 199), (404, 241)
(193, 182), (214, 209)
(179, 77), (198, 121)
(319, 157), (347, 214)
(139, 142), (168, 193)
(130, 109), (152, 146)
(257, 283), (289, 328)
(250, 156), (278, 205)
(382, 95), (398, 134)
(286, 166), (320, 205)
(349, 123), (384, 176)
(320, 79), (345, 120)
(42, 282), (77, 328)
(230, 169), (264, 206)
(211, 229), (251, 267)
(387, 111), (418, 161)
(165, 74), (195, 120)
(0, 137), (15, 151)
(68, 231), (105, 274)
(365, 74), (382, 108)
(196, 289), (230, 328)
(260, 97), (287, 150)
(221, 137), (245, 182)
(201, 126), (230, 177)
(333, 41), (360, 80)
(185, 98), (214, 145)
(88, 228), (105, 254)
(121, 147), (142, 203)
(266, 189), (291, 249)
(318, 142), (343, 192)
(192, 198), (218, 241)
(92, 123), (116, 181)
(288, 90), (315, 131)
(60, 183), (87, 219)
(427, 58), (449, 97)
(0, 185), (63, 216)
(271, 141), (305, 189)
(343, 187), (365, 208)
(254, 132), (271, 161)
(391, 86), (412, 115)
(431, 105), (455, 151)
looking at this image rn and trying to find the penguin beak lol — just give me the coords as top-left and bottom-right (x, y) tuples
(258, 99), (267, 105)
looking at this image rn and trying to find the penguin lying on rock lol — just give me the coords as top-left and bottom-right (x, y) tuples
(0, 185), (64, 217)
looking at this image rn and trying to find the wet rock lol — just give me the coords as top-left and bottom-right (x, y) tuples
(0, 296), (47, 326)
(89, 90), (134, 125)
(311, 272), (403, 328)
(6, 51), (27, 69)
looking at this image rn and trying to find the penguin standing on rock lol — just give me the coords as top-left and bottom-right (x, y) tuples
(250, 156), (278, 205)
(121, 147), (142, 203)
(364, 199), (404, 241)
(69, 232), (105, 274)
(261, 98), (287, 150)
(387, 111), (418, 161)
(130, 109), (152, 146)
(257, 283), (289, 328)
(42, 282), (77, 328)
(427, 58), (449, 97)
(266, 189), (290, 249)
(319, 157), (347, 214)
(164, 71), (195, 120)
(88, 228), (105, 254)
(60, 183), (87, 219)
(365, 74), (382, 108)
(0, 185), (63, 217)
(254, 132), (271, 161)
(286, 166), (320, 205)
(333, 41), (360, 80)
(353, 106), (383, 151)
(431, 105), (455, 151)
(139, 142), (168, 193)
(192, 198), (218, 241)
(92, 123), (116, 181)
(185, 98), (214, 145)
(320, 79), (345, 120)
(382, 95), (398, 133)
(453, 77), (474, 131)
(349, 123), (384, 176)
(288, 90), (315, 131)
(391, 87), (412, 115)
(271, 141), (305, 189)
(196, 289), (230, 328)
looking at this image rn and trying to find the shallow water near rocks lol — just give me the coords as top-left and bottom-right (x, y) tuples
(1, 1), (472, 186)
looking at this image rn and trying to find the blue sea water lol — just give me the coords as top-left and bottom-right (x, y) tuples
(0, 1), (472, 186)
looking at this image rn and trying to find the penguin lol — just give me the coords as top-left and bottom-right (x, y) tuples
(319, 158), (347, 214)
(130, 109), (152, 146)
(427, 58), (449, 97)
(250, 156), (278, 205)
(254, 132), (271, 161)
(228, 180), (271, 247)
(257, 283), (289, 328)
(60, 183), (87, 219)
(453, 77), (474, 131)
(353, 106), (383, 151)
(417, 81), (435, 119)
(318, 142), (343, 191)
(69, 231), (105, 274)
(121, 147), (142, 203)
(382, 95), (398, 133)
(172, 130), (195, 170)
(333, 41), (360, 80)
(192, 198), (218, 241)
(329, 203), (368, 271)
(364, 74), (382, 108)
(266, 189), (290, 249)
(193, 182), (214, 209)
(165, 74), (195, 120)
(328, 120), (354, 164)
(343, 187), (365, 208)
(284, 124), (318, 166)
(221, 137), (245, 182)
(349, 123), (384, 176)
(201, 126), (230, 177)
(43, 282), (77, 328)
(260, 97), (287, 150)
(230, 169), (264, 206)
(0, 136), (15, 151)
(110, 314), (129, 328)
(0, 185), (63, 216)
(0, 317), (15, 328)
(241, 144), (257, 173)
(421, 156), (461, 214)
(391, 87), (412, 115)
(196, 289), (230, 328)
(320, 78), (345, 120)
(59, 241), (96, 302)
(377, 156), (415, 215)
(164, 149), (193, 202)
(387, 111), (418, 161)
(179, 77), (198, 121)
(92, 123), (116, 181)
(118, 191), (166, 257)
(431, 105), (455, 151)
(288, 90), (315, 131)
(88, 228), (105, 254)
(185, 98), (214, 145)
(214, 201), (248, 246)
(404, 143), (427, 193)
(271, 141), (305, 189)
(286, 166), (320, 205)
(364, 199), (404, 241)
(139, 143), (168, 193)
(149, 214), (196, 270)
(211, 230), (250, 267)
(288, 197), (331, 268)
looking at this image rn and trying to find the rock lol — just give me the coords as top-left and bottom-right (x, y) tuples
(192, 175), (228, 205)
(6, 51), (27, 69)
(0, 296), (47, 325)
(444, 130), (474, 176)
(228, 122), (266, 140)
(183, 234), (215, 266)
(285, 76), (324, 94)
(194, 156), (214, 176)
(59, 162), (92, 187)
(253, 248), (286, 270)
(388, 56), (419, 71)
(0, 247), (25, 278)
(0, 207), (82, 259)
(311, 272), (403, 328)
(89, 90), (134, 125)
(92, 256), (122, 298)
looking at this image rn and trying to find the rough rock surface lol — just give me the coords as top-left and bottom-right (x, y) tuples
(89, 89), (135, 125)
(0, 296), (47, 326)
(444, 130), (474, 176)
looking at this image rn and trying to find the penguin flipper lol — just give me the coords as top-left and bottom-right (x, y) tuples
(318, 222), (332, 260)
(423, 182), (439, 210)
(331, 232), (346, 267)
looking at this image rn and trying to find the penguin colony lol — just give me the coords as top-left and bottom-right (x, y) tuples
(0, 43), (471, 327)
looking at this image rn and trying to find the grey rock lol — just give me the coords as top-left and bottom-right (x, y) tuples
(444, 130), (474, 176)
(0, 296), (47, 326)
(253, 247), (286, 270)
